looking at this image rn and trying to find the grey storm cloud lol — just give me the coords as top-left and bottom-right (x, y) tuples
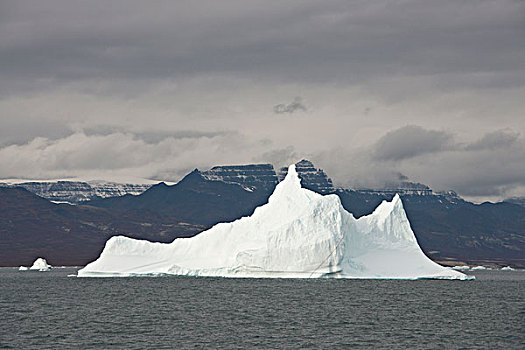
(465, 129), (520, 151)
(407, 137), (525, 199)
(1, 0), (524, 96)
(316, 126), (525, 202)
(0, 116), (73, 147)
(373, 125), (453, 161)
(254, 146), (298, 169)
(82, 126), (233, 144)
(273, 97), (307, 114)
(133, 130), (234, 144)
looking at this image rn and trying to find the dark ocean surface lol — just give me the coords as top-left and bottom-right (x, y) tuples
(1, 268), (523, 349)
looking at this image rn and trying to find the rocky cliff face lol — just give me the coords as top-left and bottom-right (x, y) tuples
(0, 181), (151, 204)
(354, 181), (461, 199)
(277, 159), (335, 194)
(200, 164), (279, 192)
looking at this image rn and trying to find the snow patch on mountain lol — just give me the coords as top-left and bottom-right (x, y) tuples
(0, 180), (153, 204)
(78, 165), (471, 280)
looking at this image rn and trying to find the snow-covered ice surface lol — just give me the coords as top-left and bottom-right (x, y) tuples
(28, 258), (52, 271)
(78, 165), (471, 280)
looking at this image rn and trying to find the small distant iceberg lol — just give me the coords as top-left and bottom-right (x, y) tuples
(30, 258), (52, 271)
(452, 265), (470, 271)
(471, 266), (488, 271)
(501, 266), (514, 271)
(19, 258), (52, 271)
(78, 164), (472, 280)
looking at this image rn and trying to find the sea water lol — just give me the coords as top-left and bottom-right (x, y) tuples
(1, 268), (523, 349)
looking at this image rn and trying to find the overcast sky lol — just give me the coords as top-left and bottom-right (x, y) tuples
(1, 0), (524, 202)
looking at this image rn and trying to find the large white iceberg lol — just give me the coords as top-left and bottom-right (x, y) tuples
(78, 165), (471, 280)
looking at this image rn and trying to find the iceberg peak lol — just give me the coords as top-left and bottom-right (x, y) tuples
(285, 164), (300, 185)
(270, 164), (302, 196)
(78, 163), (471, 280)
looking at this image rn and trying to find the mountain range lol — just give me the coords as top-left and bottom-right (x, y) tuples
(0, 181), (151, 204)
(1, 160), (524, 268)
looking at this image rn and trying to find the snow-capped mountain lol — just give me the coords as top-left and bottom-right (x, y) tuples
(0, 181), (152, 204)
(352, 182), (460, 198)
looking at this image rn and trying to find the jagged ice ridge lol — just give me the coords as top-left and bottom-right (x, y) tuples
(78, 165), (471, 279)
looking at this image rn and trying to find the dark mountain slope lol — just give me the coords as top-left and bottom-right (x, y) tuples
(89, 170), (276, 226)
(0, 187), (203, 266)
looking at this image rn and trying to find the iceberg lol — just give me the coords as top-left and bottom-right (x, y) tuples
(78, 165), (471, 280)
(501, 266), (514, 271)
(471, 266), (488, 271)
(29, 257), (52, 271)
(452, 265), (470, 271)
(18, 266), (28, 271)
